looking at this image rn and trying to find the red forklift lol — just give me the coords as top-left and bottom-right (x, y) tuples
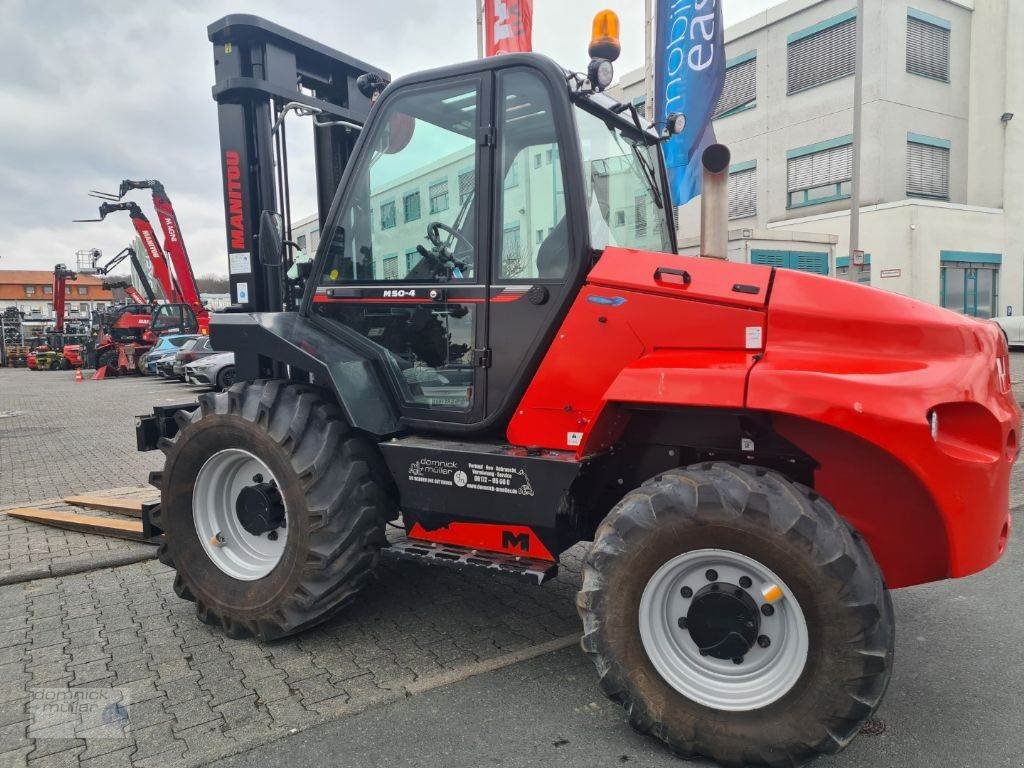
(134, 13), (1019, 766)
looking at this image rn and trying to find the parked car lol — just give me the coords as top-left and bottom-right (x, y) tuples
(171, 336), (218, 380)
(141, 334), (200, 375)
(994, 315), (1024, 348)
(185, 352), (236, 389)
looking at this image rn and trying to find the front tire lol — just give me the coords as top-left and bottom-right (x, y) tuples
(216, 365), (236, 390)
(152, 380), (396, 640)
(577, 463), (893, 767)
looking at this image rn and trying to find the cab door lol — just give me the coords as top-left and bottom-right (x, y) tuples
(309, 74), (493, 426)
(483, 67), (585, 424)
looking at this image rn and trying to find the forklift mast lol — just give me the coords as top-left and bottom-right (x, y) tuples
(207, 15), (387, 312)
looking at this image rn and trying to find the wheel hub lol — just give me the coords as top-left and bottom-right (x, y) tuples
(685, 583), (760, 660)
(638, 548), (809, 711)
(236, 482), (285, 536)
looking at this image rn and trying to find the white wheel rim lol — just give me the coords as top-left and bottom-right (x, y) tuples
(192, 449), (287, 581)
(638, 548), (809, 711)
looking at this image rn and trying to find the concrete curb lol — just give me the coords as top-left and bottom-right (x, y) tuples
(0, 547), (157, 586)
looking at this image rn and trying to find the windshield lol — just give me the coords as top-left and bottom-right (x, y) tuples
(574, 106), (673, 254)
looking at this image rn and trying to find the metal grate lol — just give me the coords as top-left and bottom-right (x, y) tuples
(907, 16), (950, 81)
(787, 144), (852, 193)
(714, 58), (756, 117)
(906, 141), (949, 199)
(787, 18), (856, 94)
(728, 168), (757, 219)
(385, 536), (558, 584)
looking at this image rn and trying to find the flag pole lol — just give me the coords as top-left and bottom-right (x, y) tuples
(848, 0), (865, 276)
(644, 0), (655, 122)
(477, 0), (484, 58)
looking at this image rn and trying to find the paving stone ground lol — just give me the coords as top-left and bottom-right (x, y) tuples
(0, 356), (1021, 768)
(0, 370), (194, 584)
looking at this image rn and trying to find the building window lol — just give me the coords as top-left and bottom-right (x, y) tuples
(403, 190), (421, 222)
(728, 164), (757, 219)
(752, 249), (829, 275)
(42, 285), (52, 295)
(296, 234), (307, 251)
(65, 286), (71, 295)
(906, 134), (950, 199)
(786, 138), (853, 208)
(95, 303), (104, 311)
(380, 200), (396, 230)
(714, 53), (756, 118)
(24, 286), (35, 296)
(907, 9), (950, 82)
(382, 253), (400, 281)
(614, 210), (626, 227)
(77, 286), (88, 295)
(634, 194), (648, 238)
(458, 170), (474, 204)
(405, 249), (420, 273)
(787, 11), (857, 95)
(536, 229), (544, 245)
(429, 180), (449, 213)
(533, 154), (542, 169)
(80, 303), (89, 314)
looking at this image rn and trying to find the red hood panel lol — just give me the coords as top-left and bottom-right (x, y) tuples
(589, 248), (771, 310)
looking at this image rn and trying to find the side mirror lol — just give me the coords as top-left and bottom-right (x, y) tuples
(258, 210), (285, 268)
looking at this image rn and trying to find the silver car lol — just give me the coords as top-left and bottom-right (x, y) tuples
(184, 352), (236, 389)
(994, 315), (1024, 349)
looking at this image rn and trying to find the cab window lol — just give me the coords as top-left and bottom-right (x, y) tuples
(319, 80), (480, 284)
(495, 69), (570, 280)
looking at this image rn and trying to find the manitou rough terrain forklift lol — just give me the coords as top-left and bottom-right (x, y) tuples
(137, 14), (1020, 766)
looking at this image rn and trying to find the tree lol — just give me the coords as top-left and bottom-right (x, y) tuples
(196, 274), (230, 293)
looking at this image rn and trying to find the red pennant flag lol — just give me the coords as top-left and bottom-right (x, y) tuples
(484, 0), (533, 56)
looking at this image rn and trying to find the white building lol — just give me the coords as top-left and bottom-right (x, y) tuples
(613, 0), (1023, 319)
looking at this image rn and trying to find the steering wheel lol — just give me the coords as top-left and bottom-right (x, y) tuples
(427, 221), (474, 254)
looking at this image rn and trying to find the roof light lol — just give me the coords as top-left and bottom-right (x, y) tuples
(589, 10), (621, 62)
(588, 58), (615, 92)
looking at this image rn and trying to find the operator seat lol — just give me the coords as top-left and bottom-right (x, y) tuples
(536, 217), (570, 279)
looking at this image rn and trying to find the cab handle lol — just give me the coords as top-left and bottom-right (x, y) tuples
(654, 267), (692, 287)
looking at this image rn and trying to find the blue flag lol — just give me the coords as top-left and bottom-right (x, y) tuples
(655, 0), (726, 207)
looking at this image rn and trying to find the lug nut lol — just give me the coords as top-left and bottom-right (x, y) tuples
(739, 576), (752, 589)
(757, 635), (771, 648)
(732, 656), (744, 665)
(680, 586), (693, 599)
(268, 531), (278, 541)
(761, 604), (775, 617)
(705, 569), (718, 582)
(253, 473), (264, 483)
(698, 649), (708, 656)
(677, 617), (687, 629)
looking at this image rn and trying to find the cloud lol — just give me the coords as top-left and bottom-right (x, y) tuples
(0, 0), (777, 277)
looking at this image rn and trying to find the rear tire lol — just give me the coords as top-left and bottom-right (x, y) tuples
(216, 365), (236, 391)
(577, 462), (893, 767)
(152, 380), (396, 640)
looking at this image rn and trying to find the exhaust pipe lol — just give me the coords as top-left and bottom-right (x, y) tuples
(700, 143), (731, 260)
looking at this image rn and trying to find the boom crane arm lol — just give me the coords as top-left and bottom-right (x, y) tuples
(52, 264), (77, 334)
(74, 202), (182, 305)
(91, 246), (157, 304)
(91, 180), (207, 324)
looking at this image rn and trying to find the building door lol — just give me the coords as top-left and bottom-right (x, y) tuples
(750, 249), (829, 275)
(940, 262), (999, 318)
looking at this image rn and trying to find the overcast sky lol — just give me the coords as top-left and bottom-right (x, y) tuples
(0, 0), (777, 277)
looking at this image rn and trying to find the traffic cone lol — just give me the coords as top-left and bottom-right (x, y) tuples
(75, 368), (83, 383)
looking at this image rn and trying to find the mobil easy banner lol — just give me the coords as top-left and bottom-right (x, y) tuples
(655, 0), (726, 206)
(484, 0), (533, 55)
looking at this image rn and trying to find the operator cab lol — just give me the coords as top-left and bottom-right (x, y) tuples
(303, 52), (676, 433)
